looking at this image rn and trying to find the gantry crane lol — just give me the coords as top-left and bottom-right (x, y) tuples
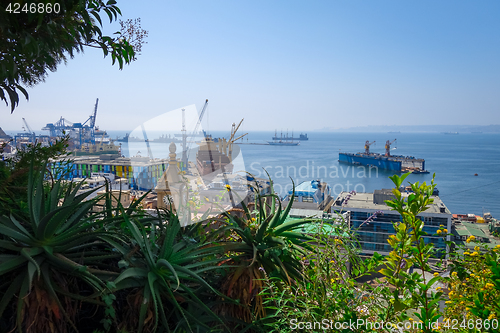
(385, 139), (397, 156)
(364, 140), (375, 154)
(42, 98), (99, 148)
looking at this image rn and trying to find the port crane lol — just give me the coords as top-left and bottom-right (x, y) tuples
(42, 98), (99, 148)
(385, 139), (397, 156)
(82, 98), (99, 144)
(141, 124), (153, 159)
(227, 119), (247, 160)
(364, 140), (375, 154)
(22, 118), (36, 142)
(185, 99), (209, 171)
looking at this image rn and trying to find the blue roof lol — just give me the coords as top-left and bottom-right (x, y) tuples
(289, 180), (319, 196)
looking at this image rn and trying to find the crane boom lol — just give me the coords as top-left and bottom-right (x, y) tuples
(22, 118), (36, 142)
(141, 124), (153, 159)
(22, 118), (33, 134)
(186, 99), (209, 162)
(194, 99), (209, 139)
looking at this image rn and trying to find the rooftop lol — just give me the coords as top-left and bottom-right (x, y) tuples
(333, 190), (451, 215)
(452, 221), (500, 250)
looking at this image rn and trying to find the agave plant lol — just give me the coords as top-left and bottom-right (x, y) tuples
(112, 207), (228, 333)
(212, 178), (316, 324)
(0, 159), (125, 332)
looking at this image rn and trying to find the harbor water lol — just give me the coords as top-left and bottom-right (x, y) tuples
(109, 130), (500, 218)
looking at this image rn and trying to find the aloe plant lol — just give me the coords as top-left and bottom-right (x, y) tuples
(0, 158), (125, 332)
(112, 207), (228, 333)
(212, 178), (316, 324)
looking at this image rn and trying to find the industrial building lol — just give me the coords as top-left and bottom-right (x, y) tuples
(331, 189), (452, 256)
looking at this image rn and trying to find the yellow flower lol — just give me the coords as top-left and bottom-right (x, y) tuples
(437, 230), (442, 234)
(496, 244), (500, 248)
(434, 272), (439, 277)
(225, 184), (231, 190)
(452, 272), (458, 277)
(335, 238), (343, 244)
(251, 217), (256, 222)
(445, 301), (452, 304)
(443, 229), (448, 233)
(466, 235), (476, 243)
(471, 252), (478, 256)
(474, 246), (480, 251)
(489, 313), (496, 320)
(464, 252), (470, 256)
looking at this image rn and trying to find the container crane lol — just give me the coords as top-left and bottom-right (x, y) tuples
(82, 98), (99, 144)
(364, 140), (375, 154)
(385, 139), (397, 156)
(22, 118), (35, 142)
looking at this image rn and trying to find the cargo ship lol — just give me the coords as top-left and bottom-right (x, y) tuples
(338, 140), (428, 173)
(272, 131), (308, 141)
(268, 130), (301, 146)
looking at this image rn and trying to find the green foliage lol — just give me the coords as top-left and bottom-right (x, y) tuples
(0, 137), (70, 221)
(0, 155), (124, 332)
(1, 147), (499, 333)
(0, 0), (147, 112)
(376, 172), (444, 331)
(208, 179), (317, 326)
(112, 209), (227, 333)
(259, 220), (377, 333)
(444, 242), (500, 332)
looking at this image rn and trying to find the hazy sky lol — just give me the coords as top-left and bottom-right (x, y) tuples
(3, 0), (500, 132)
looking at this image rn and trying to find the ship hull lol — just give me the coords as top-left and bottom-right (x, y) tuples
(339, 153), (426, 173)
(272, 136), (308, 141)
(339, 153), (402, 171)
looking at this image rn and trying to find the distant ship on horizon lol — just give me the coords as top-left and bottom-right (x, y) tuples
(268, 130), (301, 146)
(272, 131), (308, 141)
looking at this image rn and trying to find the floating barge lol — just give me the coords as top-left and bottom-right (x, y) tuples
(338, 140), (428, 173)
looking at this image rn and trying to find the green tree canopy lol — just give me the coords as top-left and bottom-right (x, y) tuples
(0, 0), (147, 112)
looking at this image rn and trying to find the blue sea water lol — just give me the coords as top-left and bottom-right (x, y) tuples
(108, 130), (500, 218)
